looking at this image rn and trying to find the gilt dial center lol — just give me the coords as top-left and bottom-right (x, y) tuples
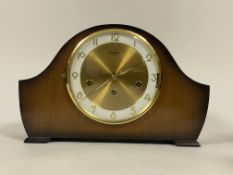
(80, 42), (148, 110)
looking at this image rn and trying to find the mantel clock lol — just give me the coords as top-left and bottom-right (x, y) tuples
(19, 24), (209, 146)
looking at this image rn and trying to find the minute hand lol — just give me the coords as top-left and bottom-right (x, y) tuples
(116, 61), (145, 76)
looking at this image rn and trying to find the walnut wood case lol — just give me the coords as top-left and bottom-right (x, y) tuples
(19, 24), (209, 146)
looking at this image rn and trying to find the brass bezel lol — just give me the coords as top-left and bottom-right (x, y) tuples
(66, 28), (161, 125)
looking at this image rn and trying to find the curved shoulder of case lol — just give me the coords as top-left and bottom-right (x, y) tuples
(19, 24), (209, 145)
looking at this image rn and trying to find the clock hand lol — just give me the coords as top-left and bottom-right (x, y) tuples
(116, 61), (145, 76)
(80, 62), (145, 102)
(95, 79), (111, 91)
(80, 61), (145, 102)
(80, 78), (111, 102)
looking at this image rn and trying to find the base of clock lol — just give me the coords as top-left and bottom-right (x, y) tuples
(174, 140), (200, 147)
(24, 137), (51, 143)
(24, 137), (200, 147)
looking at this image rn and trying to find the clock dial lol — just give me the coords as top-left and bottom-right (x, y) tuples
(66, 29), (161, 124)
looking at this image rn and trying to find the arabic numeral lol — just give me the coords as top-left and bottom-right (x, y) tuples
(130, 106), (136, 115)
(71, 72), (78, 79)
(77, 91), (83, 99)
(111, 33), (119, 41)
(93, 38), (98, 46)
(110, 112), (117, 120)
(151, 74), (157, 82)
(146, 53), (152, 62)
(77, 52), (86, 59)
(90, 105), (96, 113)
(144, 93), (151, 101)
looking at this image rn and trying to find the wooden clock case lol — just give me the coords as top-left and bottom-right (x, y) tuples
(19, 24), (209, 146)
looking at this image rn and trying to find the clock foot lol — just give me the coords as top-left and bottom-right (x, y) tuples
(174, 140), (200, 147)
(24, 137), (51, 143)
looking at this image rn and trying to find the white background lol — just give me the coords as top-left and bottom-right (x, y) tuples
(0, 0), (233, 174)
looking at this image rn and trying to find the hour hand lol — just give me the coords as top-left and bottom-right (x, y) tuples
(80, 79), (111, 102)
